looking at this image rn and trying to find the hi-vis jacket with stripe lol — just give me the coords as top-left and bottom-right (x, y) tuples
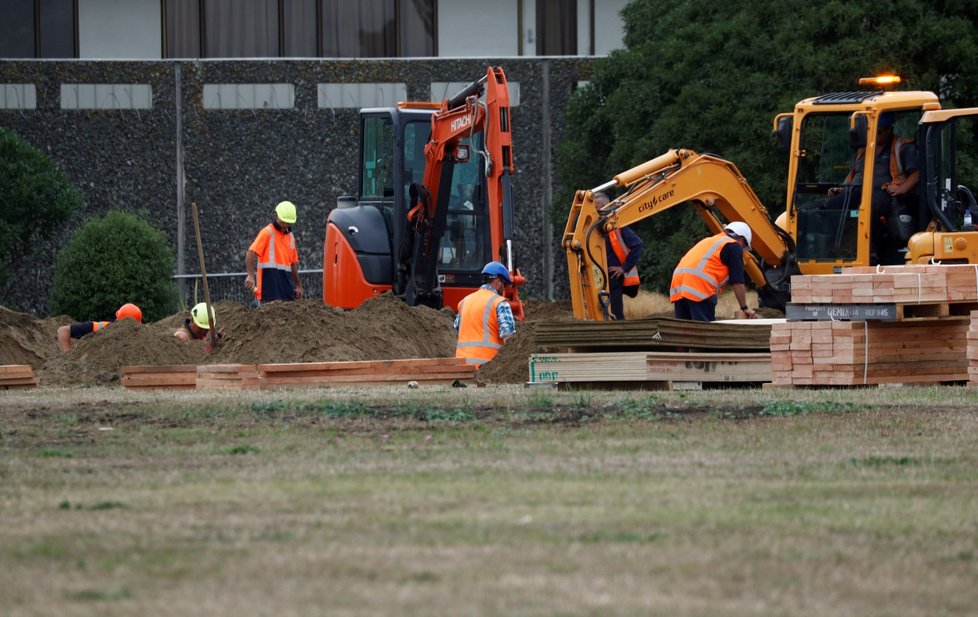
(669, 233), (737, 302)
(248, 223), (298, 302)
(607, 228), (640, 287)
(455, 288), (506, 365)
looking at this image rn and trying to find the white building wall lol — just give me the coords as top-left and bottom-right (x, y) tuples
(595, 0), (629, 56)
(438, 0), (519, 57)
(78, 0), (162, 59)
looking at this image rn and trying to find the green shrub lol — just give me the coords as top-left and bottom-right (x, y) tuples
(0, 127), (82, 285)
(50, 210), (179, 321)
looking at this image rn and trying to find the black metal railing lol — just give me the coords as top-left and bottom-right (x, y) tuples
(173, 270), (323, 308)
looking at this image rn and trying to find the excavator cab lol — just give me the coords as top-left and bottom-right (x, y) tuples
(324, 66), (522, 314)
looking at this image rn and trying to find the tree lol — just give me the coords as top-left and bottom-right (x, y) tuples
(555, 0), (978, 293)
(50, 210), (179, 322)
(0, 127), (83, 285)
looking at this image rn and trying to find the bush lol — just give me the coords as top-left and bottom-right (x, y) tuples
(50, 210), (179, 321)
(0, 127), (83, 284)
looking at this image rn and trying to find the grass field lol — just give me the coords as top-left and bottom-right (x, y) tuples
(3, 384), (978, 616)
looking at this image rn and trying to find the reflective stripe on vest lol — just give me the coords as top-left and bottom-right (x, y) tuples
(173, 326), (193, 341)
(608, 229), (640, 287)
(91, 321), (109, 332)
(669, 234), (735, 302)
(845, 138), (912, 187)
(455, 288), (504, 365)
(255, 223), (296, 301)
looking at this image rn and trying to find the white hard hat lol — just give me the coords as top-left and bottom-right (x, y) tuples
(724, 221), (752, 249)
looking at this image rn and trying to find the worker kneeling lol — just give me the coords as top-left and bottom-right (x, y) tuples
(174, 302), (223, 352)
(454, 262), (517, 365)
(670, 222), (758, 322)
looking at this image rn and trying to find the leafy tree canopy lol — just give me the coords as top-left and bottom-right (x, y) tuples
(0, 127), (83, 285)
(556, 0), (978, 293)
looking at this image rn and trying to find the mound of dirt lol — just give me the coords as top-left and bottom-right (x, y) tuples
(0, 306), (71, 369)
(208, 295), (457, 365)
(8, 294), (572, 386)
(40, 318), (207, 385)
(476, 299), (575, 384)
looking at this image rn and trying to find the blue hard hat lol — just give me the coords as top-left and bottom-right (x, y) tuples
(482, 261), (511, 284)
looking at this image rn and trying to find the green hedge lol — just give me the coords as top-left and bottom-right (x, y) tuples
(50, 210), (179, 322)
(0, 127), (82, 285)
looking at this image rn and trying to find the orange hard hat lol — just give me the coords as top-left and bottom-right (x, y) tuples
(115, 303), (143, 323)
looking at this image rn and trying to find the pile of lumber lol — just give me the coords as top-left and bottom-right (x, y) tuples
(969, 311), (978, 388)
(791, 264), (978, 306)
(535, 318), (772, 352)
(0, 365), (38, 389)
(770, 318), (970, 386)
(122, 365), (196, 390)
(196, 364), (262, 390)
(258, 358), (477, 388)
(529, 351), (771, 387)
(123, 358), (476, 390)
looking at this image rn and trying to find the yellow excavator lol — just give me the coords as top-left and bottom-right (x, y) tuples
(563, 76), (978, 320)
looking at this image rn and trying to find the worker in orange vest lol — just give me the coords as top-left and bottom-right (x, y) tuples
(57, 303), (142, 352)
(670, 222), (758, 322)
(594, 192), (643, 320)
(173, 302), (223, 352)
(244, 200), (303, 303)
(454, 261), (517, 365)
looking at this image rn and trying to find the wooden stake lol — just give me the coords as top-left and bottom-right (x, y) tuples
(191, 202), (218, 349)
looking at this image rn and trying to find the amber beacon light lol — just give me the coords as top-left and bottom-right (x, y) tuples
(858, 74), (902, 88)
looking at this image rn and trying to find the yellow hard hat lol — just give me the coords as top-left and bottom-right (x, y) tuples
(275, 200), (297, 224)
(190, 302), (215, 329)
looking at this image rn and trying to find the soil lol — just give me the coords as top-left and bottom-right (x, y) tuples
(2, 294), (577, 387)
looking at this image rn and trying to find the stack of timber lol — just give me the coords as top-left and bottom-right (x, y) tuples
(773, 264), (978, 387)
(0, 365), (38, 389)
(770, 319), (970, 386)
(196, 364), (262, 389)
(789, 264), (978, 320)
(257, 358), (477, 388)
(969, 311), (978, 388)
(122, 365), (197, 390)
(534, 318), (772, 352)
(529, 351), (771, 387)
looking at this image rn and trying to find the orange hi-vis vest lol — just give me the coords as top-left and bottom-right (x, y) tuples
(455, 288), (505, 365)
(608, 229), (640, 287)
(91, 321), (109, 332)
(845, 137), (914, 188)
(250, 223), (297, 301)
(670, 233), (736, 302)
(173, 324), (202, 341)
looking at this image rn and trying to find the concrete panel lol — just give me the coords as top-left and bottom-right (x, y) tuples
(0, 84), (37, 109)
(78, 0), (162, 59)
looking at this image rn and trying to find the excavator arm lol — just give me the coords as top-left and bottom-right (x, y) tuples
(401, 66), (524, 317)
(563, 149), (796, 320)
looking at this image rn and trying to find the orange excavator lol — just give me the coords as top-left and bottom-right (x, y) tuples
(323, 66), (524, 318)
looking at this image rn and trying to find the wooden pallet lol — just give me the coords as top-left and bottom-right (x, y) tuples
(257, 358), (478, 389)
(528, 351), (771, 386)
(771, 319), (970, 386)
(0, 364), (39, 389)
(122, 365), (197, 390)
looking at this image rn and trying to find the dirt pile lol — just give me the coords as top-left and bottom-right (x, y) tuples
(5, 294), (570, 386)
(477, 299), (575, 384)
(0, 306), (71, 369)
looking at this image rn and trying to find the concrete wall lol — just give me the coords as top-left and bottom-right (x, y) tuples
(0, 58), (593, 315)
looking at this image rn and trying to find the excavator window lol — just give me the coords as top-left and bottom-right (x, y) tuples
(794, 113), (860, 261)
(360, 115), (395, 199)
(440, 136), (489, 270)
